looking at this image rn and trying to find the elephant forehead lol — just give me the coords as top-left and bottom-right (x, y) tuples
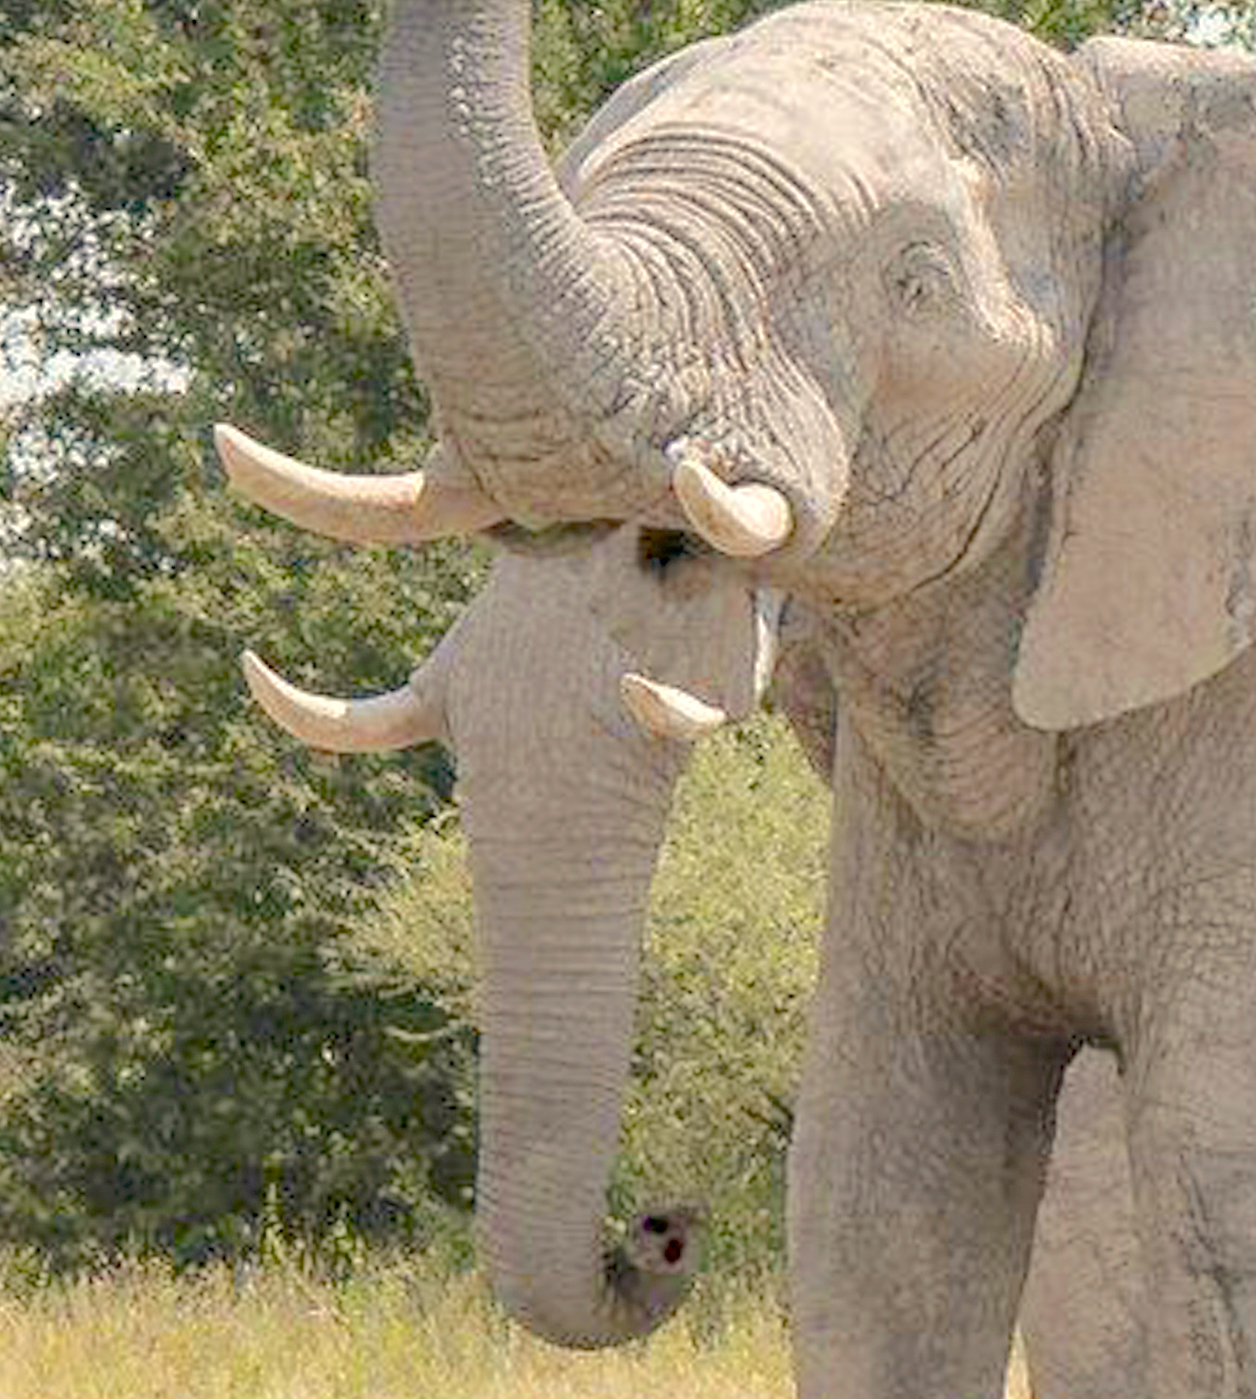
(442, 557), (635, 737)
(451, 553), (615, 666)
(565, 38), (945, 220)
(561, 4), (1066, 217)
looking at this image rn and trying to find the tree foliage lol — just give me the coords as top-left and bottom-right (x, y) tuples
(0, 514), (481, 1265)
(0, 0), (488, 1266)
(0, 0), (1251, 1267)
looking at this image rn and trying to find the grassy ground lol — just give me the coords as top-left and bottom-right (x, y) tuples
(0, 1259), (793, 1399)
(0, 1255), (1032, 1399)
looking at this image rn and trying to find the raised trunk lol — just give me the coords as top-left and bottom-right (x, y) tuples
(446, 562), (692, 1344)
(374, 0), (661, 524)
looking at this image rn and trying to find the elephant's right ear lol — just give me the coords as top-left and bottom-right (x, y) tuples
(1013, 39), (1256, 731)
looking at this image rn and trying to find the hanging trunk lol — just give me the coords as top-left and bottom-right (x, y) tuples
(445, 561), (693, 1344)
(373, 0), (664, 524)
(236, 544), (742, 1342)
(468, 812), (687, 1345)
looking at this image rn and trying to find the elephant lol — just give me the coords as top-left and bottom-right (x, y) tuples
(211, 1), (1256, 1396)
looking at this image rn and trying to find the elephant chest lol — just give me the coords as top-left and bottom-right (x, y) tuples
(829, 651), (1256, 1043)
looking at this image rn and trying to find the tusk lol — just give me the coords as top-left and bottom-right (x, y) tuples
(752, 588), (786, 701)
(215, 423), (504, 545)
(621, 673), (727, 743)
(242, 650), (443, 753)
(620, 588), (785, 743)
(668, 442), (793, 558)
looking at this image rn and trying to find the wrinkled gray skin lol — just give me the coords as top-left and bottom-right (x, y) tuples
(1020, 1050), (1142, 1399)
(419, 527), (759, 1344)
(249, 4), (1256, 1396)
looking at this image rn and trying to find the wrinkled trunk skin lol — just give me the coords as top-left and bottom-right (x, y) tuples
(443, 557), (690, 1345)
(375, 1), (852, 555)
(374, 1), (658, 525)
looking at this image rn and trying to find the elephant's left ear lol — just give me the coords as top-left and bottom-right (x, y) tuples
(1013, 38), (1256, 731)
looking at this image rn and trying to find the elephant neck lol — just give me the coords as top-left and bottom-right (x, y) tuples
(827, 507), (1061, 843)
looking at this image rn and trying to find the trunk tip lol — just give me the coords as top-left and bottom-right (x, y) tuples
(623, 1204), (707, 1278)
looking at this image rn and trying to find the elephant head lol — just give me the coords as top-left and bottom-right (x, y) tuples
(237, 523), (778, 1346)
(219, 0), (1256, 1356)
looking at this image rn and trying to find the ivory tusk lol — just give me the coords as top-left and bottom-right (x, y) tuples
(241, 650), (444, 753)
(668, 442), (793, 558)
(752, 588), (786, 701)
(215, 423), (503, 545)
(621, 673), (728, 743)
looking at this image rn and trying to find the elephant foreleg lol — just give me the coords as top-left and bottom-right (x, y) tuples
(1123, 965), (1256, 1399)
(1019, 1048), (1146, 1399)
(787, 978), (1068, 1399)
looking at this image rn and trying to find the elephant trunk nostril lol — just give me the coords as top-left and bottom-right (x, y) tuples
(624, 1206), (705, 1277)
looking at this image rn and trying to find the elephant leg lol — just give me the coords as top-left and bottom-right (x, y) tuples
(1019, 1047), (1147, 1398)
(788, 980), (1068, 1399)
(1123, 976), (1256, 1398)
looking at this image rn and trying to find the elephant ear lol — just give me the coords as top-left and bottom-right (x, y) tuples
(1013, 38), (1256, 731)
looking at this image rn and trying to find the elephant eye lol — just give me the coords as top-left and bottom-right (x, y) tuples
(884, 242), (956, 320)
(637, 527), (702, 574)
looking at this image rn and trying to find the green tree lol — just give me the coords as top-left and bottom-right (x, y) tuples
(0, 510), (481, 1266)
(0, 1), (485, 1265)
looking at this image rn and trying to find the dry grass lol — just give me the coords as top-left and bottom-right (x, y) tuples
(0, 1259), (792, 1399)
(0, 1255), (1035, 1399)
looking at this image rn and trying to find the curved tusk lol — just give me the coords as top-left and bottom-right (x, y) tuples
(621, 673), (727, 743)
(215, 423), (504, 545)
(242, 650), (443, 753)
(668, 442), (793, 559)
